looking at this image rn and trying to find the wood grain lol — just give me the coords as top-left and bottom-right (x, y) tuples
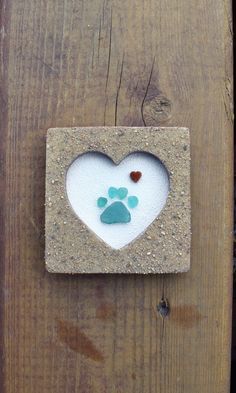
(0, 0), (233, 392)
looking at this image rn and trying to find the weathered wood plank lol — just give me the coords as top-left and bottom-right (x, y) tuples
(0, 0), (233, 392)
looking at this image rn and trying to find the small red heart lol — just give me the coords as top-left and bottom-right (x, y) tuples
(130, 171), (142, 183)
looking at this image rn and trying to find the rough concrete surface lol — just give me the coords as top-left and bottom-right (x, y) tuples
(45, 127), (191, 274)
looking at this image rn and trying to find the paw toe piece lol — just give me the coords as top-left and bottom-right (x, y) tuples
(128, 196), (139, 208)
(97, 197), (108, 208)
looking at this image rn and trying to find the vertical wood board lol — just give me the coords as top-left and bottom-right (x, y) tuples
(0, 1), (233, 392)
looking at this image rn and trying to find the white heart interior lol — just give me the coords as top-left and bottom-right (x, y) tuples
(66, 152), (169, 249)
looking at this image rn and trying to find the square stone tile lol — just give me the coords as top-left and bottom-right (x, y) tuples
(45, 127), (191, 274)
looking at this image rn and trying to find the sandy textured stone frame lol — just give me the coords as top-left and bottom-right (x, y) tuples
(45, 127), (191, 274)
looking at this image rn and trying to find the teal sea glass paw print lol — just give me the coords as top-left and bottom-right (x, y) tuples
(97, 187), (139, 224)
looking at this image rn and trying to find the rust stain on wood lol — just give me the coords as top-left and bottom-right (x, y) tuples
(96, 303), (116, 320)
(56, 319), (104, 362)
(170, 305), (204, 329)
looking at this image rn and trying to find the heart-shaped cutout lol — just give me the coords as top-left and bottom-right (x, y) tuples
(66, 152), (169, 249)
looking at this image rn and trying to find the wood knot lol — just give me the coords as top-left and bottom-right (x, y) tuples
(142, 94), (172, 126)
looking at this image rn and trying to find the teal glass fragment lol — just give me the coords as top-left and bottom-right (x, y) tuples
(100, 201), (131, 224)
(108, 187), (118, 199)
(117, 187), (128, 200)
(97, 197), (108, 208)
(128, 196), (139, 208)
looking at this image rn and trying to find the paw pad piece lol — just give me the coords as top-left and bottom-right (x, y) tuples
(100, 201), (131, 224)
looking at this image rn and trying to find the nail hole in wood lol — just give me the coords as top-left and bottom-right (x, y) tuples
(157, 298), (170, 318)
